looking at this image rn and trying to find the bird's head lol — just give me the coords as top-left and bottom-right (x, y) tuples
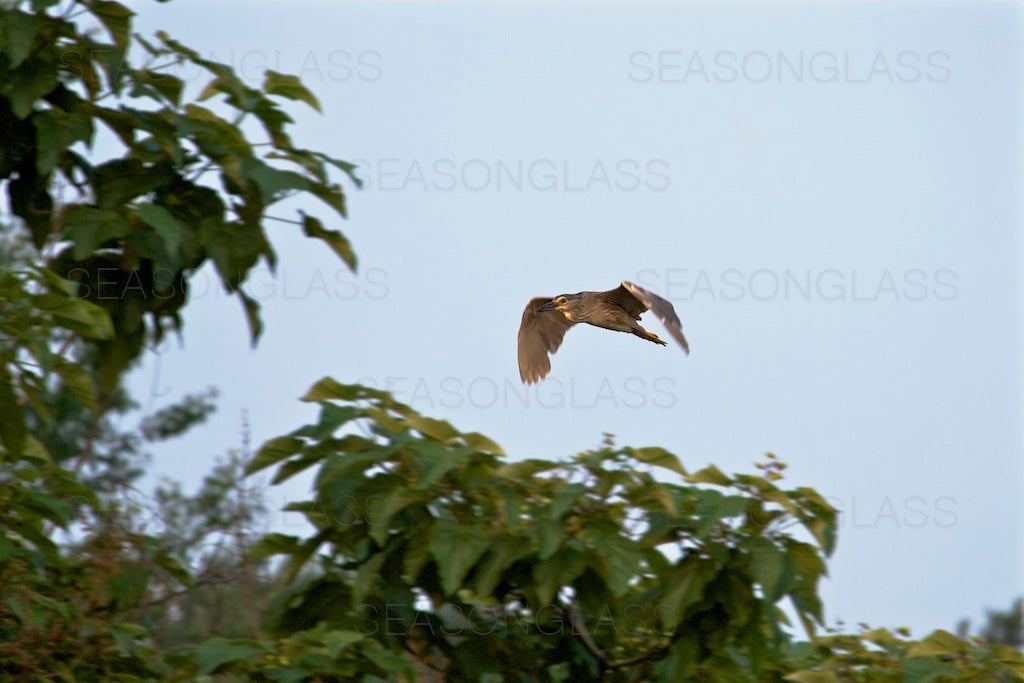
(536, 293), (584, 320)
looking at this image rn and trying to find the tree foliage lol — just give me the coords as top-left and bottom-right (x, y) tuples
(0, 0), (358, 389)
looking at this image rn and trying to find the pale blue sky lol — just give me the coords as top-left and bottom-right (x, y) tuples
(123, 0), (1023, 636)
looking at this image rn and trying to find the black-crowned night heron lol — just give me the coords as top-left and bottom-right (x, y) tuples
(517, 281), (689, 384)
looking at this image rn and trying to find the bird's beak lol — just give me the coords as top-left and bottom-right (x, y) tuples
(536, 300), (558, 312)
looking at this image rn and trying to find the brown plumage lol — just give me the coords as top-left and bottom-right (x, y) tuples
(517, 281), (689, 384)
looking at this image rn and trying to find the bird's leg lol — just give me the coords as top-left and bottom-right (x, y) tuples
(631, 324), (667, 346)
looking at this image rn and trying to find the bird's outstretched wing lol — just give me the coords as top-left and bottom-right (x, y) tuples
(598, 283), (649, 320)
(621, 281), (690, 354)
(517, 297), (576, 384)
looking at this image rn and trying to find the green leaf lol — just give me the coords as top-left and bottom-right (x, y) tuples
(7, 57), (59, 118)
(686, 464), (731, 486)
(412, 441), (465, 490)
(301, 212), (356, 271)
(33, 108), (93, 176)
(659, 558), (715, 630)
(136, 202), (183, 254)
(264, 70), (322, 112)
(535, 516), (565, 560)
(296, 403), (363, 440)
(0, 365), (27, 456)
(745, 536), (793, 603)
(22, 489), (73, 528)
(901, 657), (958, 683)
(352, 552), (386, 604)
(471, 535), (533, 597)
(628, 446), (687, 475)
(89, 1), (135, 50)
(430, 519), (491, 595)
(110, 623), (150, 653)
(404, 413), (458, 442)
(137, 70), (183, 106)
(196, 638), (265, 675)
(248, 533), (301, 561)
(32, 294), (114, 339)
(462, 431), (505, 456)
(548, 483), (586, 519)
(534, 547), (586, 605)
(585, 529), (639, 596)
(0, 11), (40, 69)
(247, 435), (304, 474)
(238, 290), (263, 346)
(694, 489), (748, 538)
(903, 630), (969, 658)
(315, 448), (393, 490)
(242, 159), (314, 199)
(54, 357), (97, 409)
(94, 159), (173, 209)
(322, 630), (365, 658)
(61, 206), (130, 259)
(299, 377), (389, 403)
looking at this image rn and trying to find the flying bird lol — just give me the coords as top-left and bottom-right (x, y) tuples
(517, 280), (689, 384)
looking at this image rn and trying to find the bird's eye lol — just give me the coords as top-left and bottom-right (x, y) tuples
(558, 296), (568, 304)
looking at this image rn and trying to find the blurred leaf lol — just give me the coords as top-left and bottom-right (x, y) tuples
(300, 213), (356, 271)
(629, 446), (687, 475)
(89, 1), (135, 49)
(0, 10), (39, 69)
(463, 431), (505, 456)
(585, 529), (639, 596)
(904, 630), (969, 658)
(136, 202), (183, 254)
(322, 630), (365, 658)
(247, 436), (304, 474)
(33, 293), (114, 339)
(430, 519), (491, 595)
(686, 465), (731, 486)
(196, 638), (265, 675)
(902, 657), (958, 683)
(0, 365), (27, 455)
(264, 71), (322, 112)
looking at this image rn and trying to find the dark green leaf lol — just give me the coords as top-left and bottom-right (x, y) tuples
(430, 519), (491, 594)
(89, 1), (135, 50)
(322, 630), (365, 658)
(412, 441), (465, 490)
(659, 558), (715, 630)
(247, 435), (304, 474)
(0, 365), (27, 456)
(54, 357), (97, 409)
(0, 11), (40, 69)
(585, 529), (639, 596)
(136, 202), (183, 254)
(901, 657), (958, 683)
(7, 57), (59, 119)
(746, 537), (793, 603)
(238, 290), (263, 346)
(248, 533), (301, 561)
(196, 638), (265, 675)
(33, 108), (93, 176)
(61, 206), (130, 259)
